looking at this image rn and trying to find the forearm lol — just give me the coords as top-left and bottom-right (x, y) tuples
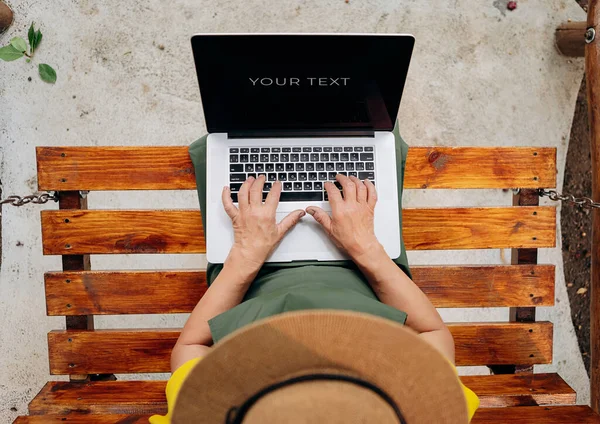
(171, 249), (259, 371)
(177, 269), (251, 344)
(353, 244), (454, 361)
(177, 249), (259, 346)
(354, 244), (444, 332)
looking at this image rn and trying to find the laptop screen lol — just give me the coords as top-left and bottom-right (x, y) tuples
(191, 34), (414, 134)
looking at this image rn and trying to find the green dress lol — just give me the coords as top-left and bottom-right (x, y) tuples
(189, 123), (412, 342)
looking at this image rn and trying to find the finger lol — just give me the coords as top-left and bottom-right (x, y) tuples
(336, 174), (356, 202)
(249, 175), (265, 205)
(265, 180), (282, 210)
(277, 209), (306, 238)
(306, 206), (332, 234)
(221, 186), (239, 219)
(365, 179), (377, 209)
(238, 176), (254, 210)
(349, 175), (367, 203)
(324, 181), (343, 205)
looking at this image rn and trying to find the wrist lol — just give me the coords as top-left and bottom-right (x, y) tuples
(224, 247), (263, 284)
(351, 241), (388, 270)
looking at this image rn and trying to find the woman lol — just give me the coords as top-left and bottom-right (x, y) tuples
(149, 127), (479, 423)
(171, 172), (457, 367)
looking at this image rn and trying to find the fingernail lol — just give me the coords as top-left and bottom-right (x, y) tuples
(306, 209), (314, 215)
(248, 176), (254, 181)
(299, 210), (306, 217)
(223, 186), (229, 191)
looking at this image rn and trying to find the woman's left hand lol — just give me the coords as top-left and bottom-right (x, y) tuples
(222, 175), (305, 273)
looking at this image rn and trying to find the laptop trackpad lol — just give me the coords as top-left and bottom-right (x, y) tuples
(271, 212), (346, 261)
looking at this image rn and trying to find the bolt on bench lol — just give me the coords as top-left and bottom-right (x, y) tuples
(12, 145), (600, 423)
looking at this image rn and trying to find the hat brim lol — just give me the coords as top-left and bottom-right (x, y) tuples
(173, 310), (469, 423)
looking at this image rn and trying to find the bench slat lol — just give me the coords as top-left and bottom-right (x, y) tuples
(47, 322), (552, 374)
(16, 406), (600, 423)
(41, 207), (555, 255)
(460, 373), (576, 407)
(14, 415), (150, 423)
(405, 147), (556, 189)
(452, 322), (552, 366)
(42, 210), (206, 255)
(36, 146), (556, 191)
(45, 265), (555, 315)
(473, 406), (600, 423)
(26, 373), (575, 415)
(402, 207), (555, 250)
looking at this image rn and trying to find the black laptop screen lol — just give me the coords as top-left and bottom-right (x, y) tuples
(191, 34), (414, 134)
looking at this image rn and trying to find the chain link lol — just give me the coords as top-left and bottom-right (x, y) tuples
(2, 189), (599, 211)
(0, 192), (59, 207)
(538, 189), (600, 209)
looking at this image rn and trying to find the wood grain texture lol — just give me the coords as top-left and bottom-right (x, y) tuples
(41, 210), (205, 255)
(587, 1), (600, 413)
(14, 415), (150, 423)
(555, 21), (587, 57)
(16, 406), (600, 423)
(36, 146), (196, 191)
(44, 265), (555, 316)
(45, 270), (208, 315)
(452, 322), (553, 367)
(472, 406), (600, 423)
(507, 189), (539, 374)
(404, 147), (556, 189)
(28, 381), (169, 415)
(47, 323), (552, 374)
(461, 373), (576, 407)
(36, 146), (556, 191)
(48, 329), (180, 375)
(59, 191), (94, 383)
(41, 207), (555, 255)
(412, 264), (554, 308)
(26, 373), (575, 416)
(402, 207), (555, 250)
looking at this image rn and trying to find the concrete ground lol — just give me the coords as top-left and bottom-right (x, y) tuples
(0, 0), (587, 421)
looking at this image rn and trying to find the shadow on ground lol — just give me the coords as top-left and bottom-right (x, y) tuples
(563, 74), (592, 375)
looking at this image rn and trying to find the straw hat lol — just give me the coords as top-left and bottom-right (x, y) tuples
(172, 310), (468, 423)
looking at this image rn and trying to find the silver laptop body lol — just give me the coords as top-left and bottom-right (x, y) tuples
(191, 33), (415, 263)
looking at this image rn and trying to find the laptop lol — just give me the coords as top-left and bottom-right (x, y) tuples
(191, 33), (415, 263)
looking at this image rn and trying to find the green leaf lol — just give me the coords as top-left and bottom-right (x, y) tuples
(39, 63), (57, 84)
(28, 23), (36, 52)
(10, 37), (27, 53)
(0, 44), (24, 61)
(34, 30), (43, 50)
(26, 58), (31, 63)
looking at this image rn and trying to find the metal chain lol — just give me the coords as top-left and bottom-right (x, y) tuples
(4, 189), (599, 211)
(538, 189), (600, 209)
(0, 192), (59, 207)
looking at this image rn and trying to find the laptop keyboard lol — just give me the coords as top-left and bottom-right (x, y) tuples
(229, 146), (375, 202)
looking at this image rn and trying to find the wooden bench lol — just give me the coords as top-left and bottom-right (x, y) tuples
(12, 145), (600, 423)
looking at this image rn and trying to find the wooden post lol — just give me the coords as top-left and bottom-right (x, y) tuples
(556, 21), (587, 57)
(586, 0), (600, 413)
(489, 189), (539, 376)
(509, 189), (538, 374)
(58, 191), (93, 382)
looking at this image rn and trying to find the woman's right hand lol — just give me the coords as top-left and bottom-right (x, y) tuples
(223, 176), (305, 275)
(306, 174), (382, 261)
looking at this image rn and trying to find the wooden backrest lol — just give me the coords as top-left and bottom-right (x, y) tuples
(36, 146), (557, 376)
